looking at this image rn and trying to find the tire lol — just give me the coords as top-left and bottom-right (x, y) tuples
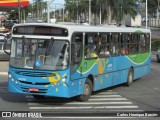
(77, 78), (92, 102)
(32, 95), (46, 99)
(125, 68), (133, 87)
(157, 55), (160, 62)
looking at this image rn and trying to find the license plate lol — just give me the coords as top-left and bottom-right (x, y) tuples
(29, 88), (39, 92)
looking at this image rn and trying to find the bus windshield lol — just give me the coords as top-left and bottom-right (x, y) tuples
(10, 38), (69, 70)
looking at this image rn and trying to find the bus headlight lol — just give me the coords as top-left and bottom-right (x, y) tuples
(62, 78), (66, 83)
(11, 78), (14, 82)
(15, 80), (18, 84)
(8, 73), (12, 78)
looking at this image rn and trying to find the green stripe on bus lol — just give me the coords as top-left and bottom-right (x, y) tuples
(134, 30), (143, 33)
(78, 59), (97, 73)
(127, 52), (150, 64)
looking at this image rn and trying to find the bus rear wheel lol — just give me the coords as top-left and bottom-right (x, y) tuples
(125, 68), (133, 87)
(77, 78), (92, 102)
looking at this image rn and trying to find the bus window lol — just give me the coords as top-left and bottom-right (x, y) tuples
(121, 34), (130, 55)
(145, 33), (150, 52)
(85, 33), (98, 59)
(99, 33), (110, 57)
(111, 33), (120, 56)
(139, 34), (146, 53)
(131, 34), (138, 54)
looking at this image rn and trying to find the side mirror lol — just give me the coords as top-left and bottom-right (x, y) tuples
(3, 37), (11, 55)
(71, 43), (81, 64)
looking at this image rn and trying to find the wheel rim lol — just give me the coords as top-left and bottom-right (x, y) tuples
(129, 72), (133, 83)
(84, 84), (90, 96)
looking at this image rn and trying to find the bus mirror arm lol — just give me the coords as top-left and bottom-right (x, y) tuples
(3, 39), (10, 55)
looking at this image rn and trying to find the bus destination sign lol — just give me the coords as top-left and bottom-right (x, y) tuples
(13, 26), (68, 36)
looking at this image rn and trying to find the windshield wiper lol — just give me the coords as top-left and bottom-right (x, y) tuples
(45, 38), (54, 55)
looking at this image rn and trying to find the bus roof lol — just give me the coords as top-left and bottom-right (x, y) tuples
(12, 23), (151, 35)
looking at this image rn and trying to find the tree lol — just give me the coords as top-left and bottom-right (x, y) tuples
(142, 0), (158, 16)
(8, 10), (18, 20)
(65, 0), (138, 24)
(30, 0), (47, 19)
(112, 0), (137, 24)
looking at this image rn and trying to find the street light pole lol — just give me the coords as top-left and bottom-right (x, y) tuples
(146, 0), (148, 29)
(63, 5), (64, 22)
(47, 0), (55, 23)
(89, 0), (91, 25)
(47, 1), (50, 23)
(77, 0), (78, 24)
(100, 2), (101, 25)
(18, 0), (21, 23)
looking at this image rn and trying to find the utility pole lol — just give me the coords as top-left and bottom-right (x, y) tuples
(37, 0), (39, 19)
(146, 0), (148, 29)
(47, 1), (50, 23)
(89, 0), (91, 25)
(63, 5), (64, 22)
(100, 2), (101, 25)
(47, 0), (55, 23)
(76, 0), (79, 24)
(18, 0), (21, 23)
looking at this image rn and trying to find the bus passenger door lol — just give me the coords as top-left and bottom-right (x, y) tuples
(70, 32), (83, 96)
(71, 32), (83, 80)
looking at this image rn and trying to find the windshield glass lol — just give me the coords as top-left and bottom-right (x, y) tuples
(10, 38), (69, 70)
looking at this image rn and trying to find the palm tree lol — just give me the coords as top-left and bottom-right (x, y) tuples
(65, 0), (77, 22)
(65, 0), (137, 24)
(112, 0), (137, 24)
(95, 0), (137, 24)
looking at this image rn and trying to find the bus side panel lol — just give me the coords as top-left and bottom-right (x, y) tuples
(112, 69), (128, 86)
(112, 56), (130, 86)
(69, 78), (87, 97)
(134, 64), (150, 80)
(94, 73), (112, 91)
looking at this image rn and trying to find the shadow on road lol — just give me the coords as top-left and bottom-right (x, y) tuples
(0, 81), (28, 103)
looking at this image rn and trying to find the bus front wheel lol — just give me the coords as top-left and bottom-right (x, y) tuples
(78, 78), (92, 102)
(126, 68), (133, 87)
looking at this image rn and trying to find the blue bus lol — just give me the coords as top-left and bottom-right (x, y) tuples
(5, 23), (151, 101)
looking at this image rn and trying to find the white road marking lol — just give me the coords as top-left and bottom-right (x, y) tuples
(0, 72), (8, 75)
(29, 106), (138, 110)
(154, 88), (159, 91)
(89, 98), (128, 101)
(28, 102), (133, 106)
(95, 92), (118, 95)
(27, 97), (128, 102)
(26, 91), (141, 112)
(91, 95), (122, 97)
(26, 94), (122, 99)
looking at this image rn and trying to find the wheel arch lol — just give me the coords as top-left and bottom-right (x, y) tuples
(130, 66), (134, 80)
(87, 74), (94, 91)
